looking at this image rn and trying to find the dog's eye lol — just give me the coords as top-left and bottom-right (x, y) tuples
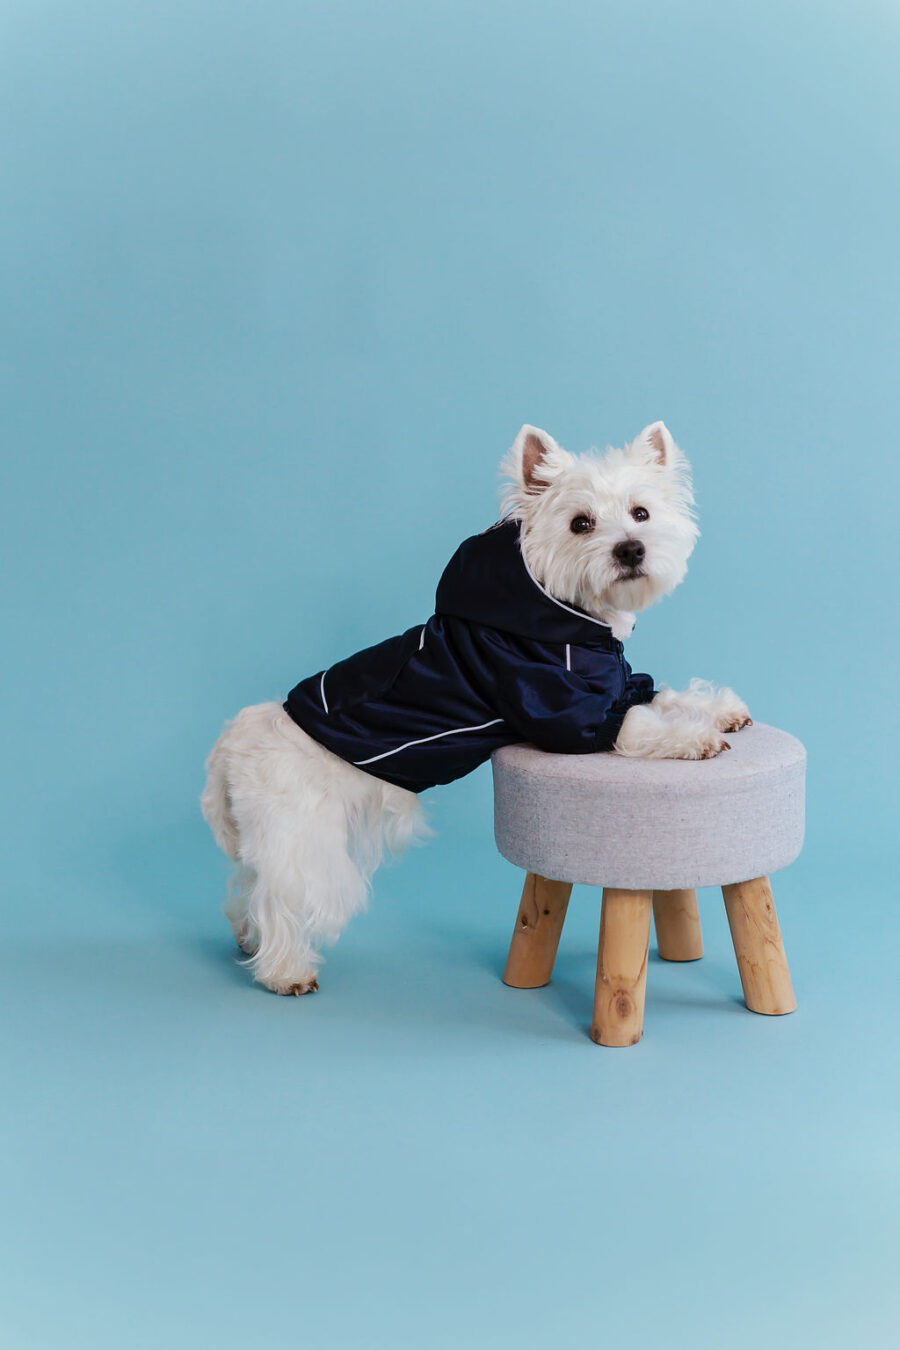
(630, 506), (649, 523)
(570, 515), (594, 535)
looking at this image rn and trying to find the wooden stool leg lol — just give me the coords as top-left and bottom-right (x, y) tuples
(592, 888), (653, 1046)
(653, 888), (704, 961)
(503, 873), (573, 989)
(722, 876), (796, 1015)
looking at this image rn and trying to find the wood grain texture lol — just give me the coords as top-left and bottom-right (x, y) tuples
(653, 888), (704, 961)
(722, 876), (796, 1015)
(502, 872), (573, 989)
(592, 888), (653, 1046)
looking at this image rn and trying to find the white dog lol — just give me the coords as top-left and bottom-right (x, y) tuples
(202, 422), (750, 995)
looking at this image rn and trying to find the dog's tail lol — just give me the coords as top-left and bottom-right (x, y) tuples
(201, 723), (241, 861)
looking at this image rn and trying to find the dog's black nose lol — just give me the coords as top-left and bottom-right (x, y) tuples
(613, 538), (645, 569)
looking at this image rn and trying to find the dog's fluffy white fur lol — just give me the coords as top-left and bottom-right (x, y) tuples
(202, 422), (750, 994)
(202, 704), (429, 993)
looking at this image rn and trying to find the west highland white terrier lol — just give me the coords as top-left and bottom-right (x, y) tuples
(202, 422), (751, 995)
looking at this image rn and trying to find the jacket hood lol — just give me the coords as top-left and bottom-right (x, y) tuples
(434, 519), (622, 649)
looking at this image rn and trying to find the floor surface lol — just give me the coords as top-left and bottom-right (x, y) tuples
(4, 795), (896, 1349)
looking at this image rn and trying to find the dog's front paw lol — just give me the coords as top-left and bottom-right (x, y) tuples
(689, 731), (731, 760)
(720, 712), (753, 733)
(711, 687), (752, 734)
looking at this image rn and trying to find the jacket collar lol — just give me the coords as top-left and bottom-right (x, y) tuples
(435, 519), (626, 650)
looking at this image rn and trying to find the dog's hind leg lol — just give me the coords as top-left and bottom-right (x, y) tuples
(242, 768), (426, 995)
(238, 778), (374, 995)
(201, 728), (241, 861)
(224, 863), (261, 955)
(207, 701), (425, 995)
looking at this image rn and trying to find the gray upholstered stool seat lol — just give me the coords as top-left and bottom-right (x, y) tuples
(493, 723), (805, 890)
(491, 724), (806, 1046)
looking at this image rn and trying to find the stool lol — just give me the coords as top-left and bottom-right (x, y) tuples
(491, 723), (805, 1046)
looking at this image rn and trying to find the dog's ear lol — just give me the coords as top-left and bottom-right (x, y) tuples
(630, 421), (676, 467)
(511, 425), (565, 493)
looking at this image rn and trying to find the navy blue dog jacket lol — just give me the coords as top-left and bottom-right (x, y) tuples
(284, 519), (656, 793)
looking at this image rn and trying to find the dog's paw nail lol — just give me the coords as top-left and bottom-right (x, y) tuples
(275, 977), (320, 996)
(721, 741), (732, 750)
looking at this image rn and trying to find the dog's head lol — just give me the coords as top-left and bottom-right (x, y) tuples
(501, 422), (698, 632)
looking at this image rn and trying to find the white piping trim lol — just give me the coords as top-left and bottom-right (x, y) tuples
(565, 643), (571, 671)
(419, 626), (426, 650)
(319, 670), (329, 714)
(353, 718), (503, 767)
(519, 547), (613, 630)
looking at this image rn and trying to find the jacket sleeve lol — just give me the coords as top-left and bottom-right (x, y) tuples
(623, 669), (656, 707)
(472, 631), (654, 754)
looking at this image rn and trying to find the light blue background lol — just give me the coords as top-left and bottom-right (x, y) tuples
(2, 2), (898, 1346)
